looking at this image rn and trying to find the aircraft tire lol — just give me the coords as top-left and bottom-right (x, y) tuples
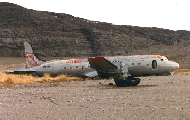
(114, 77), (141, 87)
(114, 78), (131, 87)
(130, 78), (141, 86)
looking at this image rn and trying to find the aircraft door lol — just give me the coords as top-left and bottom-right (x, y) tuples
(152, 60), (157, 70)
(80, 65), (84, 75)
(82, 66), (84, 70)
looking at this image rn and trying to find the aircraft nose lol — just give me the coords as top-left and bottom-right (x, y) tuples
(176, 63), (179, 69)
(170, 62), (179, 71)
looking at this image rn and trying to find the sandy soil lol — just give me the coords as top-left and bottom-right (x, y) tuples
(0, 74), (189, 120)
(0, 57), (190, 120)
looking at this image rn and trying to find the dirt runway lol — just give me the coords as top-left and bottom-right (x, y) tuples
(0, 73), (190, 120)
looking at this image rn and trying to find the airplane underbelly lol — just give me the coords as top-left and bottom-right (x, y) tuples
(35, 69), (83, 77)
(128, 66), (144, 76)
(129, 66), (163, 76)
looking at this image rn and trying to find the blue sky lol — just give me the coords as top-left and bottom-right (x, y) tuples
(2, 0), (190, 31)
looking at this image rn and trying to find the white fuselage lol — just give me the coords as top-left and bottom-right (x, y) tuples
(106, 55), (179, 76)
(26, 55), (179, 77)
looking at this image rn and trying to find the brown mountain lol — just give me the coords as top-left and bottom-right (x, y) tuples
(0, 2), (190, 68)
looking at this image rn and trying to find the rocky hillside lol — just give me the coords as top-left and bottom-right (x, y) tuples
(0, 2), (190, 68)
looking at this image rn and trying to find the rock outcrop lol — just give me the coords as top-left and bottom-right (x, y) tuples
(0, 2), (190, 68)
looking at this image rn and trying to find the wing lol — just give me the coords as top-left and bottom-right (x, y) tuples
(88, 57), (118, 74)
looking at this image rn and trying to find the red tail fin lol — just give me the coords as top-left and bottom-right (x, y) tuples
(24, 42), (42, 69)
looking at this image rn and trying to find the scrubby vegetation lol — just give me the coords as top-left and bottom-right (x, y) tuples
(0, 73), (83, 87)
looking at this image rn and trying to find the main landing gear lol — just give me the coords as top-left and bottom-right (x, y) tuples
(114, 76), (141, 87)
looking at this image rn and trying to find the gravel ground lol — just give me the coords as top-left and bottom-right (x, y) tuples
(0, 73), (190, 120)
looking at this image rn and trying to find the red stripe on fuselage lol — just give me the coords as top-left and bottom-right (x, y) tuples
(153, 55), (162, 58)
(66, 59), (77, 63)
(65, 59), (87, 63)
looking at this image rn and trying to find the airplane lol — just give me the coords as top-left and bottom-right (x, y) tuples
(12, 42), (179, 87)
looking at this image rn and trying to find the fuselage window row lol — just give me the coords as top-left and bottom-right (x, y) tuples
(43, 65), (50, 68)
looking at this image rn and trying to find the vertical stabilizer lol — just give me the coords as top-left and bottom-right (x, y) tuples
(24, 42), (42, 69)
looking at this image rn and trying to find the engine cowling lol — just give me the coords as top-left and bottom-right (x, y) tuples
(119, 63), (129, 78)
(114, 63), (130, 79)
(113, 64), (141, 87)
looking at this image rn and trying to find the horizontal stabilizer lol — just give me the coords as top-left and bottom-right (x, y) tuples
(13, 71), (36, 75)
(84, 71), (98, 78)
(88, 57), (118, 73)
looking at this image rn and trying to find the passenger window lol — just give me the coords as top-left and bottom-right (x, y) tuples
(138, 63), (141, 65)
(47, 66), (50, 68)
(132, 63), (134, 65)
(160, 59), (163, 61)
(43, 66), (46, 68)
(64, 67), (66, 69)
(147, 64), (149, 66)
(76, 66), (78, 68)
(70, 67), (72, 69)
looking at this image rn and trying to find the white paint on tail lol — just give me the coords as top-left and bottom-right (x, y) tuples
(24, 42), (42, 69)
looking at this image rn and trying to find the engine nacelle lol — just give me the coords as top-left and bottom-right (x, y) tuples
(107, 61), (141, 87)
(114, 63), (130, 80)
(120, 63), (129, 77)
(117, 69), (129, 80)
(119, 72), (129, 79)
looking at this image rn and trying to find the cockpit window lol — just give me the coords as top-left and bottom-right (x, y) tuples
(164, 58), (168, 61)
(161, 57), (169, 61)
